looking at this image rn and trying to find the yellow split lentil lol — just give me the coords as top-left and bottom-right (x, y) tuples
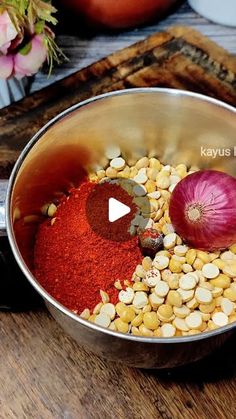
(76, 152), (236, 337)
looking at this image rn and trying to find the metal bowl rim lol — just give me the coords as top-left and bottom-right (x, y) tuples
(6, 87), (236, 344)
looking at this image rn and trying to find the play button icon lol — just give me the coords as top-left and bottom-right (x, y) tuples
(108, 198), (131, 223)
(86, 179), (150, 242)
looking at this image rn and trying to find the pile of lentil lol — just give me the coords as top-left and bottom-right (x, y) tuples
(35, 147), (236, 337)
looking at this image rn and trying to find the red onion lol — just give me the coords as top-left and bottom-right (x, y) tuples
(169, 170), (236, 251)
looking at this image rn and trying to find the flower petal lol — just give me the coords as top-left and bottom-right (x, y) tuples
(0, 11), (18, 52)
(0, 41), (11, 55)
(14, 35), (47, 78)
(0, 54), (14, 79)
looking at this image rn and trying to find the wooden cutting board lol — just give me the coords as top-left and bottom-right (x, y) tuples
(0, 25), (236, 179)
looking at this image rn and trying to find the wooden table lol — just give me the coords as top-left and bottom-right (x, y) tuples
(31, 2), (236, 93)
(1, 3), (236, 418)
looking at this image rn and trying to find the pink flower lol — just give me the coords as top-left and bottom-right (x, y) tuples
(14, 34), (48, 79)
(0, 10), (18, 55)
(0, 54), (14, 78)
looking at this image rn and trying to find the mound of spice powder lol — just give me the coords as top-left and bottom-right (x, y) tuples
(34, 180), (142, 313)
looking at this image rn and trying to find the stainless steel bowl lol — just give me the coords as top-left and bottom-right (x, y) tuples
(2, 88), (236, 368)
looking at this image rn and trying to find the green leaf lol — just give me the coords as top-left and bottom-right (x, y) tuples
(35, 20), (45, 34)
(19, 41), (32, 55)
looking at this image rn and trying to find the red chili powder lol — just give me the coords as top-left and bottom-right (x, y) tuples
(34, 180), (142, 313)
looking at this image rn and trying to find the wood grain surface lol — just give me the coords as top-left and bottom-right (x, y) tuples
(0, 308), (236, 419)
(1, 5), (236, 418)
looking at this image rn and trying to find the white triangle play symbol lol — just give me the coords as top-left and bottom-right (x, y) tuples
(108, 198), (131, 223)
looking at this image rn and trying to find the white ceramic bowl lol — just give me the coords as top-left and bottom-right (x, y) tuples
(189, 0), (236, 27)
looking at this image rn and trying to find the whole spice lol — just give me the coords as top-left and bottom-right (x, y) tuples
(34, 180), (142, 313)
(169, 170), (236, 251)
(138, 228), (163, 257)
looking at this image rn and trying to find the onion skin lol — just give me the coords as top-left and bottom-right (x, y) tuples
(169, 170), (236, 251)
